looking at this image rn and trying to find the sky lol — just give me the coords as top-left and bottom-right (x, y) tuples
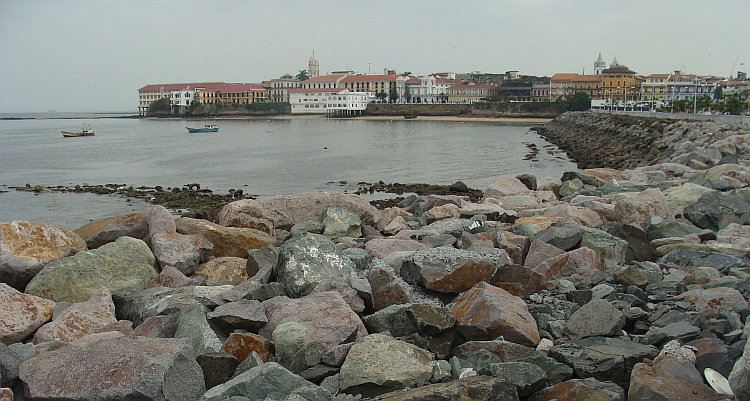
(1, 0), (748, 113)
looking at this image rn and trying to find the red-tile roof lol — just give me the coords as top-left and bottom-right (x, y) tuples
(138, 82), (225, 92)
(437, 78), (463, 84)
(217, 84), (265, 93)
(289, 88), (347, 93)
(341, 75), (398, 82)
(302, 75), (346, 83)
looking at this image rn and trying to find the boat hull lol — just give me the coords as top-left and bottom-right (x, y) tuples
(61, 131), (95, 137)
(186, 126), (219, 133)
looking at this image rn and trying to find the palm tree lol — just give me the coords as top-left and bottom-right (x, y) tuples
(296, 70), (309, 81)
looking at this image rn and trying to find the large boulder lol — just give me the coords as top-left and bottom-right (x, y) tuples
(674, 287), (750, 318)
(485, 176), (531, 199)
(319, 207), (362, 238)
(340, 333), (434, 397)
(254, 191), (380, 230)
(683, 191), (750, 231)
(0, 283), (54, 345)
(613, 188), (671, 227)
(664, 182), (716, 218)
(193, 257), (248, 286)
(629, 356), (727, 401)
(450, 282), (540, 347)
(0, 221), (86, 290)
(401, 247), (510, 293)
(526, 378), (624, 401)
(564, 299), (625, 340)
(21, 333), (205, 400)
(274, 233), (357, 298)
(531, 247), (603, 284)
(369, 375), (519, 401)
(33, 287), (117, 344)
(259, 291), (367, 352)
(216, 199), (275, 236)
(151, 232), (213, 275)
(199, 362), (334, 401)
(365, 238), (429, 259)
(175, 218), (275, 258)
(25, 236), (158, 303)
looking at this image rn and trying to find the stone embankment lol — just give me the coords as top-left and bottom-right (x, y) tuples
(2, 113), (750, 400)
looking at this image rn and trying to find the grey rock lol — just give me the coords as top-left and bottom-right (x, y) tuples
(683, 191), (750, 231)
(535, 225), (581, 251)
(200, 362), (334, 401)
(730, 335), (750, 400)
(613, 265), (649, 288)
(274, 233), (356, 298)
(525, 377), (624, 401)
(174, 302), (225, 356)
(114, 285), (236, 326)
(478, 362), (547, 397)
(245, 245), (278, 283)
(342, 247), (373, 271)
(0, 342), (33, 387)
(320, 207), (362, 238)
(230, 351), (264, 379)
(657, 248), (750, 274)
(311, 275), (365, 313)
(369, 375), (519, 401)
(151, 232), (213, 275)
(401, 247), (509, 293)
(579, 226), (628, 267)
(206, 299), (267, 332)
(196, 351), (241, 390)
(643, 321), (701, 346)
(524, 354), (574, 386)
(21, 334), (205, 401)
(564, 299), (626, 340)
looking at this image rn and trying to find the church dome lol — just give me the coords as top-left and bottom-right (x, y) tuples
(309, 51), (318, 62)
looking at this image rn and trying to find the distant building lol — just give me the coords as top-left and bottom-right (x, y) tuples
(289, 87), (370, 115)
(300, 75), (347, 89)
(550, 74), (601, 100)
(262, 74), (300, 102)
(600, 65), (640, 102)
(641, 73), (670, 103)
(138, 82), (224, 115)
(341, 75), (397, 96)
(447, 84), (493, 103)
(664, 72), (716, 101)
(395, 75), (462, 103)
(594, 53), (606, 75)
(309, 50), (320, 79)
(195, 83), (267, 105)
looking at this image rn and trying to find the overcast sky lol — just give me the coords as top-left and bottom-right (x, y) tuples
(1, 0), (748, 113)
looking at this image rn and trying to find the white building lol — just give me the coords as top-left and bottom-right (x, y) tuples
(395, 75), (462, 103)
(289, 87), (370, 116)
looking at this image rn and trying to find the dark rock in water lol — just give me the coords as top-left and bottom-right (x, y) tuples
(197, 351), (240, 390)
(200, 362), (334, 401)
(550, 336), (658, 390)
(478, 362), (547, 397)
(683, 191), (750, 231)
(20, 333), (205, 401)
(563, 299), (625, 340)
(526, 377), (624, 401)
(370, 375), (519, 401)
(401, 247), (509, 294)
(0, 220), (87, 291)
(24, 236), (158, 303)
(656, 248), (750, 274)
(274, 233), (356, 298)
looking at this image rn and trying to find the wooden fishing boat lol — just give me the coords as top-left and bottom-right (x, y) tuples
(61, 124), (95, 137)
(186, 125), (219, 133)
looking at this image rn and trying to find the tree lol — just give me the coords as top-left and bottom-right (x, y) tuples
(404, 85), (412, 103)
(388, 83), (399, 103)
(296, 70), (309, 81)
(147, 97), (171, 115)
(714, 86), (723, 100)
(567, 91), (591, 111)
(375, 91), (387, 101)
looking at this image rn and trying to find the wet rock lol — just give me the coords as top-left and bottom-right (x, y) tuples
(478, 362), (547, 397)
(550, 336), (658, 390)
(216, 199), (275, 236)
(176, 217), (275, 258)
(20, 333), (205, 401)
(151, 232), (213, 275)
(258, 291), (367, 352)
(340, 333), (434, 397)
(199, 362), (334, 401)
(401, 247), (509, 293)
(0, 283), (54, 345)
(0, 220), (86, 291)
(564, 299), (625, 340)
(450, 282), (540, 347)
(194, 257), (248, 285)
(683, 191), (750, 231)
(33, 287), (116, 344)
(274, 233), (356, 298)
(525, 377), (624, 401)
(25, 236), (158, 303)
(320, 207), (362, 238)
(254, 191), (380, 230)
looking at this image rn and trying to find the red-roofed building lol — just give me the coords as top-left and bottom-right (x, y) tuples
(138, 82), (224, 115)
(300, 75), (347, 89)
(341, 75), (397, 96)
(550, 74), (602, 100)
(262, 74), (301, 102)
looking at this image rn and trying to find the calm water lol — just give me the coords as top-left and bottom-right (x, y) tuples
(0, 114), (577, 229)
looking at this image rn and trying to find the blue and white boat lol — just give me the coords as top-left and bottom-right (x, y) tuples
(186, 125), (218, 133)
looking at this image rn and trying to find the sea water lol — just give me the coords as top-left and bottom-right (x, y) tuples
(0, 114), (577, 229)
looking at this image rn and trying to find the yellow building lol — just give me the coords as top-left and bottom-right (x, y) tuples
(446, 84), (493, 103)
(641, 74), (670, 102)
(196, 84), (268, 104)
(600, 65), (640, 102)
(341, 75), (397, 96)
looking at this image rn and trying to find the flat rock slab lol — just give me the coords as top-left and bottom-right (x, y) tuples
(371, 375), (519, 401)
(255, 191), (380, 230)
(24, 236), (158, 303)
(628, 357), (727, 401)
(114, 285), (235, 326)
(674, 287), (750, 318)
(0, 220), (86, 290)
(20, 333), (205, 401)
(33, 287), (116, 344)
(176, 217), (275, 258)
(401, 247), (510, 293)
(0, 283), (54, 345)
(450, 282), (540, 347)
(526, 377), (624, 401)
(259, 291), (367, 352)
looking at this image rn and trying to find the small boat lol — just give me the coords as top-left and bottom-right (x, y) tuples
(186, 125), (219, 133)
(404, 114), (418, 119)
(62, 124), (95, 137)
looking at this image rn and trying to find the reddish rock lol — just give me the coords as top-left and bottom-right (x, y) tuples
(531, 247), (603, 285)
(259, 291), (368, 352)
(375, 207), (413, 233)
(371, 375), (518, 401)
(494, 231), (529, 265)
(675, 287), (750, 318)
(365, 238), (429, 259)
(488, 264), (547, 299)
(523, 239), (565, 270)
(132, 315), (178, 338)
(33, 287), (117, 344)
(450, 282), (540, 347)
(220, 332), (274, 362)
(73, 212), (145, 249)
(526, 378), (625, 401)
(538, 204), (603, 228)
(613, 188), (671, 228)
(176, 217), (275, 258)
(0, 220), (86, 290)
(0, 283), (55, 344)
(628, 357), (726, 400)
(255, 191), (380, 229)
(194, 257), (249, 285)
(216, 199), (276, 236)
(368, 267), (411, 312)
(151, 231), (213, 275)
(0, 388), (12, 401)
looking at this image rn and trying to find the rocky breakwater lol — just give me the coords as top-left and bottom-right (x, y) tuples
(1, 124), (750, 399)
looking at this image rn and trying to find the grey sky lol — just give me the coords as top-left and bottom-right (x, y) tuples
(1, 0), (747, 113)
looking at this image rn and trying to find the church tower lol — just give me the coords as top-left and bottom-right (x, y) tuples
(594, 53), (606, 75)
(610, 56), (620, 68)
(308, 50), (319, 79)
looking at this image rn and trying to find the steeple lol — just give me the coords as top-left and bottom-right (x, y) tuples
(594, 52), (606, 75)
(610, 56), (620, 68)
(308, 50), (320, 79)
